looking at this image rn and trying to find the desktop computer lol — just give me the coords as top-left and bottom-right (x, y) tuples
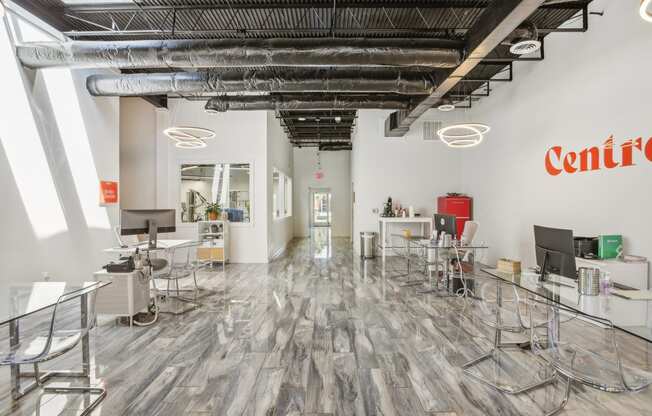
(434, 213), (457, 240)
(533, 225), (577, 283)
(120, 209), (176, 249)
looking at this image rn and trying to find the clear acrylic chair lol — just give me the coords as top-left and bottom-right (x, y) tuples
(0, 285), (106, 415)
(153, 243), (206, 314)
(460, 277), (555, 394)
(528, 295), (652, 415)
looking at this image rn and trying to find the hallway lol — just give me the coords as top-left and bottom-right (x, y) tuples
(3, 231), (652, 415)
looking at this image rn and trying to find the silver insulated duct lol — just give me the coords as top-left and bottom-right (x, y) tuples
(17, 38), (462, 69)
(86, 70), (439, 96)
(205, 95), (412, 112)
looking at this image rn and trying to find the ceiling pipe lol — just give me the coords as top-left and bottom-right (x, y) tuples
(205, 95), (413, 112)
(17, 38), (462, 69)
(86, 69), (439, 96)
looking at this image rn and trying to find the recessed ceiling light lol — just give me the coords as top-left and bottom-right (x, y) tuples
(641, 0), (652, 22)
(335, 116), (342, 123)
(298, 117), (306, 121)
(438, 104), (456, 112)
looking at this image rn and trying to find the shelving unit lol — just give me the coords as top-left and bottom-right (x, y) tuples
(197, 220), (230, 266)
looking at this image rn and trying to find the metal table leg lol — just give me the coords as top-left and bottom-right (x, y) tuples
(10, 319), (21, 400)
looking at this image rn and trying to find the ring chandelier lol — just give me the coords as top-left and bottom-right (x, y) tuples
(163, 126), (215, 149)
(641, 0), (652, 22)
(437, 123), (490, 148)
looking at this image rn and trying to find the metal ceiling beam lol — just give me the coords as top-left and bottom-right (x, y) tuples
(281, 115), (356, 120)
(141, 95), (168, 109)
(283, 123), (354, 128)
(9, 0), (73, 31)
(64, 0), (585, 13)
(60, 26), (574, 38)
(384, 0), (547, 136)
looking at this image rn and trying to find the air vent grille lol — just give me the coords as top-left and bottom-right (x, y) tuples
(423, 121), (443, 141)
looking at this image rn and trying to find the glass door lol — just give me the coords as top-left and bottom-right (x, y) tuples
(310, 188), (332, 227)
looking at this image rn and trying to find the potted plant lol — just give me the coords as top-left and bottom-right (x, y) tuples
(205, 202), (221, 221)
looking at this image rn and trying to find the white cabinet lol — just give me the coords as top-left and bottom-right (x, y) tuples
(576, 257), (649, 290)
(93, 269), (151, 326)
(197, 220), (229, 264)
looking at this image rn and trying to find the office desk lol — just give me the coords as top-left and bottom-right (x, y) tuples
(104, 239), (195, 255)
(378, 217), (433, 260)
(482, 268), (652, 343)
(0, 281), (110, 400)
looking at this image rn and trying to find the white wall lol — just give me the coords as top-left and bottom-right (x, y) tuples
(267, 112), (294, 258)
(120, 98), (157, 208)
(293, 147), (351, 238)
(0, 15), (119, 285)
(351, 110), (462, 253)
(460, 1), (652, 271)
(155, 100), (269, 263)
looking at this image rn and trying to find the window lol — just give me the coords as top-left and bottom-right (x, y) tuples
(180, 163), (251, 223)
(284, 176), (293, 217)
(273, 168), (292, 219)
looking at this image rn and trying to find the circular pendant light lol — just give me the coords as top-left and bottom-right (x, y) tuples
(641, 0), (652, 22)
(437, 124), (484, 148)
(437, 103), (456, 112)
(164, 126), (215, 149)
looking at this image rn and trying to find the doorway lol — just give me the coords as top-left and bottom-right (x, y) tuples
(309, 188), (332, 228)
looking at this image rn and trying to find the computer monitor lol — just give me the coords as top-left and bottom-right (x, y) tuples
(120, 209), (176, 249)
(533, 225), (577, 282)
(434, 213), (457, 238)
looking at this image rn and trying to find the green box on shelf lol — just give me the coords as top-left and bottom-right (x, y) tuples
(598, 235), (623, 259)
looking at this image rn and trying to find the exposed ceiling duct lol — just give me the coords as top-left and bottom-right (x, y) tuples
(86, 70), (439, 97)
(204, 95), (413, 112)
(16, 38), (462, 70)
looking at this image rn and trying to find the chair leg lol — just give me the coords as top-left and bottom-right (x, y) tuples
(543, 374), (572, 416)
(32, 363), (107, 416)
(42, 385), (107, 416)
(462, 328), (556, 394)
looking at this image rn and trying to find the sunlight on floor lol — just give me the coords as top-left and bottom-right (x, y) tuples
(310, 227), (332, 259)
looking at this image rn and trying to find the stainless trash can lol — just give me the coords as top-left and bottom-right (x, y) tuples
(360, 232), (377, 259)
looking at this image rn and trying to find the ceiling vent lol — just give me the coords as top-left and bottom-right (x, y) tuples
(423, 121), (443, 141)
(504, 21), (541, 55)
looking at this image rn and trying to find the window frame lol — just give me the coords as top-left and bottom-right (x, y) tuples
(273, 167), (292, 221)
(177, 159), (255, 228)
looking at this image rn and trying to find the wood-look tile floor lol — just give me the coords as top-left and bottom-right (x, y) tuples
(2, 230), (652, 415)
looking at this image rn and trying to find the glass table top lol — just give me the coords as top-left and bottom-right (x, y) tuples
(391, 234), (488, 250)
(481, 268), (652, 343)
(0, 281), (110, 325)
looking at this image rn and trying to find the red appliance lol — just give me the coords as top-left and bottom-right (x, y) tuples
(437, 196), (472, 240)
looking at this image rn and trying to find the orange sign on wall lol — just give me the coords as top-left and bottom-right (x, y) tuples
(100, 181), (118, 205)
(545, 135), (652, 176)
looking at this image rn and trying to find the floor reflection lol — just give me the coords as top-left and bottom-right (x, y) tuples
(310, 227), (332, 259)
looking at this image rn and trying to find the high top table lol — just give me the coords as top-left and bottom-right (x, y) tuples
(0, 281), (110, 401)
(378, 216), (433, 260)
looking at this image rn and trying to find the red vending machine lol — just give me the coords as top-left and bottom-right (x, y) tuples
(437, 195), (472, 240)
